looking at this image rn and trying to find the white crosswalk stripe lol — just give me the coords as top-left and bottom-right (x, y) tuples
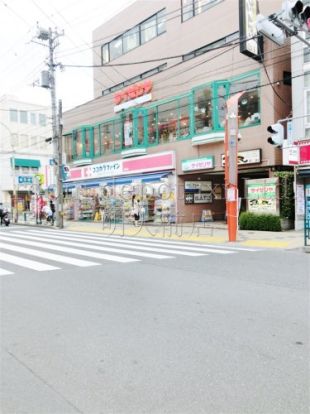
(0, 228), (259, 276)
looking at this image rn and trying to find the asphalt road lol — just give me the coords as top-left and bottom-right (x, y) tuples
(1, 226), (309, 414)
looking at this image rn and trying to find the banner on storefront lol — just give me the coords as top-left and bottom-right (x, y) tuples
(181, 156), (214, 171)
(246, 178), (279, 215)
(65, 151), (175, 182)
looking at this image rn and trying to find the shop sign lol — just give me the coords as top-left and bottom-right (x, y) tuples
(221, 149), (261, 166)
(282, 144), (299, 165)
(193, 193), (212, 203)
(246, 178), (279, 215)
(181, 156), (214, 172)
(239, 0), (261, 61)
(184, 181), (212, 191)
(65, 151), (175, 182)
(113, 80), (153, 113)
(17, 175), (33, 185)
(300, 144), (310, 164)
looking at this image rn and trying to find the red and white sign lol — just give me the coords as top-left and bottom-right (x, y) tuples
(114, 80), (153, 112)
(65, 151), (175, 182)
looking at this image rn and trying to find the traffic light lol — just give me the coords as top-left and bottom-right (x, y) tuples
(267, 123), (284, 147)
(281, 1), (310, 31)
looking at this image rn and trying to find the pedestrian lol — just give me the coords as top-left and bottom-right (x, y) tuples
(0, 203), (3, 226)
(132, 194), (140, 226)
(50, 198), (56, 225)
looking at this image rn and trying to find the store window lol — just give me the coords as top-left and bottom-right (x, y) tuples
(101, 122), (113, 154)
(158, 101), (178, 143)
(137, 113), (144, 145)
(64, 134), (73, 163)
(194, 86), (213, 133)
(9, 109), (18, 122)
(230, 73), (260, 127)
(147, 108), (157, 145)
(75, 130), (83, 158)
(114, 119), (123, 151)
(179, 97), (190, 138)
(123, 114), (133, 148)
(84, 128), (91, 157)
(93, 126), (100, 156)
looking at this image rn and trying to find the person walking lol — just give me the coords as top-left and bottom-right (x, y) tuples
(132, 194), (140, 227)
(49, 198), (56, 225)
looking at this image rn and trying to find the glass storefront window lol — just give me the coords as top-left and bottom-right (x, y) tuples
(84, 129), (91, 157)
(64, 134), (73, 163)
(148, 108), (157, 145)
(216, 84), (227, 129)
(137, 113), (144, 145)
(123, 114), (133, 148)
(114, 119), (123, 151)
(75, 130), (83, 158)
(158, 101), (178, 143)
(101, 123), (113, 155)
(194, 87), (213, 133)
(93, 126), (100, 156)
(230, 73), (260, 127)
(179, 97), (190, 138)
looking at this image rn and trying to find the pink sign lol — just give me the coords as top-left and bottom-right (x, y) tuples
(123, 152), (174, 173)
(300, 144), (310, 164)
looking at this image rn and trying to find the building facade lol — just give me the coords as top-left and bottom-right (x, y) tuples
(0, 95), (54, 216)
(62, 0), (292, 223)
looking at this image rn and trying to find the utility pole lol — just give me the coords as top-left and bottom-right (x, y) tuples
(36, 26), (64, 228)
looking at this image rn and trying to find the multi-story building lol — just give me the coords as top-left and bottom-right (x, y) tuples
(62, 0), (292, 223)
(0, 95), (54, 214)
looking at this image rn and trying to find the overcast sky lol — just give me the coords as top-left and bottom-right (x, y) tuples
(0, 0), (135, 111)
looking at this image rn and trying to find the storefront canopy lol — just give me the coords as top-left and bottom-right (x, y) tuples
(63, 172), (171, 189)
(11, 158), (41, 168)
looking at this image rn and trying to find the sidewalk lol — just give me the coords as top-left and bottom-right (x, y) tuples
(13, 215), (306, 250)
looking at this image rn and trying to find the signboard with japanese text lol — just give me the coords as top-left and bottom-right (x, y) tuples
(184, 181), (212, 192)
(181, 156), (214, 172)
(246, 178), (279, 215)
(194, 193), (212, 203)
(221, 149), (261, 166)
(65, 151), (175, 183)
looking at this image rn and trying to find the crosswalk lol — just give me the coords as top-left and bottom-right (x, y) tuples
(0, 228), (260, 276)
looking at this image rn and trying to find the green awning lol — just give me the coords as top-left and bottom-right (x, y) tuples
(11, 158), (41, 168)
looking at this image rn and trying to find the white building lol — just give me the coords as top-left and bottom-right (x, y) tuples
(0, 95), (54, 212)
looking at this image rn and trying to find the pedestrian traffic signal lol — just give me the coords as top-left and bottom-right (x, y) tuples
(267, 123), (284, 147)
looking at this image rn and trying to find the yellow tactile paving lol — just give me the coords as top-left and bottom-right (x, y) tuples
(241, 240), (289, 248)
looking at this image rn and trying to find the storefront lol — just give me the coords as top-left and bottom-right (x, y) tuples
(63, 151), (176, 223)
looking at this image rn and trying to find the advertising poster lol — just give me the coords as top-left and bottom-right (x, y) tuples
(246, 178), (279, 215)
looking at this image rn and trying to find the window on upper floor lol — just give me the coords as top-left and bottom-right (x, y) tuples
(181, 0), (222, 22)
(30, 113), (36, 125)
(101, 9), (166, 64)
(39, 113), (47, 126)
(19, 110), (28, 124)
(9, 109), (18, 122)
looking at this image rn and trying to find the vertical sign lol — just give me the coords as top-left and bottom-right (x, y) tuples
(239, 0), (263, 61)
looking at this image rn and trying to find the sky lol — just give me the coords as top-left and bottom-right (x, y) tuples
(0, 0), (136, 111)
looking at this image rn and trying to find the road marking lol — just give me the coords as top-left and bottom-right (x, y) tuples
(11, 231), (207, 257)
(0, 235), (138, 264)
(31, 229), (259, 252)
(0, 242), (100, 267)
(0, 252), (59, 271)
(0, 268), (13, 276)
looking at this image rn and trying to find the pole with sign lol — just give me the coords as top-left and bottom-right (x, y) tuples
(225, 92), (244, 242)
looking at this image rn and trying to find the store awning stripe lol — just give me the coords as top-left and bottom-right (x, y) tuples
(11, 158), (41, 168)
(63, 172), (170, 189)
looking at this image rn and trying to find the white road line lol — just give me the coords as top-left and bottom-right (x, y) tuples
(0, 252), (59, 271)
(36, 229), (260, 251)
(21, 230), (232, 255)
(0, 268), (13, 276)
(11, 231), (206, 257)
(0, 242), (100, 267)
(0, 235), (138, 263)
